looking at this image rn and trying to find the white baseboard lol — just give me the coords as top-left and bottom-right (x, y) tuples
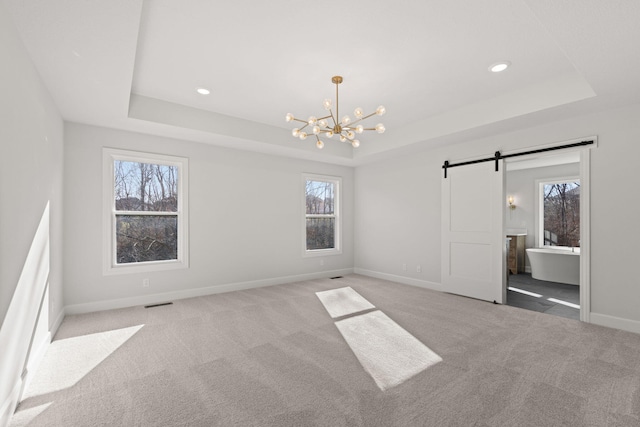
(21, 331), (51, 396)
(589, 313), (640, 335)
(354, 268), (443, 292)
(65, 269), (354, 315)
(51, 307), (65, 338)
(0, 380), (22, 427)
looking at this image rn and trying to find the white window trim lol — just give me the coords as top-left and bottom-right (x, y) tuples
(534, 175), (579, 249)
(302, 174), (342, 257)
(103, 148), (189, 275)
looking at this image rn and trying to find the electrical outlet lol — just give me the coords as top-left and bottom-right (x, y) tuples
(402, 263), (407, 271)
(142, 278), (150, 287)
(416, 265), (421, 273)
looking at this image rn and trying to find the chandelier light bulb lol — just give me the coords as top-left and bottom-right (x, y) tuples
(323, 99), (332, 110)
(285, 113), (294, 122)
(299, 132), (308, 140)
(319, 119), (328, 128)
(355, 125), (364, 134)
(316, 140), (324, 149)
(341, 115), (351, 125)
(312, 125), (320, 135)
(375, 123), (386, 134)
(340, 135), (347, 142)
(351, 140), (360, 148)
(325, 130), (333, 138)
(376, 105), (386, 116)
(347, 130), (355, 139)
(308, 116), (317, 125)
(354, 107), (364, 118)
(292, 128), (300, 137)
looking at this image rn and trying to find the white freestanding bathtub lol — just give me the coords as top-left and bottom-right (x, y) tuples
(526, 247), (580, 285)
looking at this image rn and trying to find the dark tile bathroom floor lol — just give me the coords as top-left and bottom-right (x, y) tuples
(506, 273), (580, 320)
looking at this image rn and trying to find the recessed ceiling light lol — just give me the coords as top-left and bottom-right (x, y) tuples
(489, 61), (511, 73)
(196, 87), (210, 95)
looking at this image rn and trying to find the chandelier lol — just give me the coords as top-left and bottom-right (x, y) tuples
(285, 76), (386, 149)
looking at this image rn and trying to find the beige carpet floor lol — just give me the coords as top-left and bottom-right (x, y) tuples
(11, 274), (640, 426)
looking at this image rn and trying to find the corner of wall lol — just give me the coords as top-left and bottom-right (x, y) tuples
(354, 268), (443, 292)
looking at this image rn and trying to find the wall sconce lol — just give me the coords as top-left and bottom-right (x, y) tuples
(507, 196), (516, 210)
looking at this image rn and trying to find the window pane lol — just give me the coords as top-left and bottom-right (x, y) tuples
(115, 161), (178, 212)
(306, 180), (334, 215)
(543, 182), (580, 247)
(306, 218), (335, 250)
(116, 215), (177, 263)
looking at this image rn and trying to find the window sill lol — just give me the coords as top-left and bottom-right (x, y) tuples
(303, 248), (342, 258)
(103, 259), (188, 276)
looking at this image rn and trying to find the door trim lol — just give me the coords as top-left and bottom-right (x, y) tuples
(503, 138), (594, 322)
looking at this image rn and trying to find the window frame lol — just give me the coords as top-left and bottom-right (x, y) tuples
(535, 175), (580, 249)
(103, 148), (189, 275)
(302, 174), (342, 257)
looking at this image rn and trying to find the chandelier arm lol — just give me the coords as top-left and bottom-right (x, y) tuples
(349, 112), (378, 125)
(291, 117), (308, 124)
(342, 126), (374, 131)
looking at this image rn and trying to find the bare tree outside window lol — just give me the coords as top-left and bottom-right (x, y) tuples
(543, 181), (580, 247)
(305, 179), (336, 250)
(114, 161), (179, 263)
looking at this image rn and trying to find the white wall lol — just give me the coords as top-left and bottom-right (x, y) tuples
(355, 102), (640, 332)
(63, 123), (354, 311)
(506, 162), (580, 252)
(0, 2), (64, 425)
(354, 149), (443, 289)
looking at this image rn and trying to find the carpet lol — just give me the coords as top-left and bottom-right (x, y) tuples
(335, 310), (442, 391)
(315, 286), (375, 318)
(11, 274), (640, 426)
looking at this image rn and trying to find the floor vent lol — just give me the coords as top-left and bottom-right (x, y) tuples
(144, 302), (173, 309)
(330, 276), (343, 279)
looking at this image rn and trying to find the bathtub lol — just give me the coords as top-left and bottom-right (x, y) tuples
(526, 247), (580, 285)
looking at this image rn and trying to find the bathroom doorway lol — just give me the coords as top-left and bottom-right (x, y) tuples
(503, 144), (591, 322)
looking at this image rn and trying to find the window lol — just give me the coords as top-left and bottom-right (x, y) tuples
(103, 149), (188, 274)
(537, 178), (580, 248)
(303, 175), (341, 256)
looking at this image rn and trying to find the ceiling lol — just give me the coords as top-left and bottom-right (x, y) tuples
(5, 0), (640, 165)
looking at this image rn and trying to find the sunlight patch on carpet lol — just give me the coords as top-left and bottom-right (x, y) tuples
(335, 310), (442, 391)
(22, 324), (144, 399)
(316, 286), (375, 318)
(9, 402), (52, 427)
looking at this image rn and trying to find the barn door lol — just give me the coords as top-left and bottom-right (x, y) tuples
(441, 161), (505, 303)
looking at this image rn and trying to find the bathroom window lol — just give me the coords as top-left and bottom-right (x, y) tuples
(537, 178), (580, 248)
